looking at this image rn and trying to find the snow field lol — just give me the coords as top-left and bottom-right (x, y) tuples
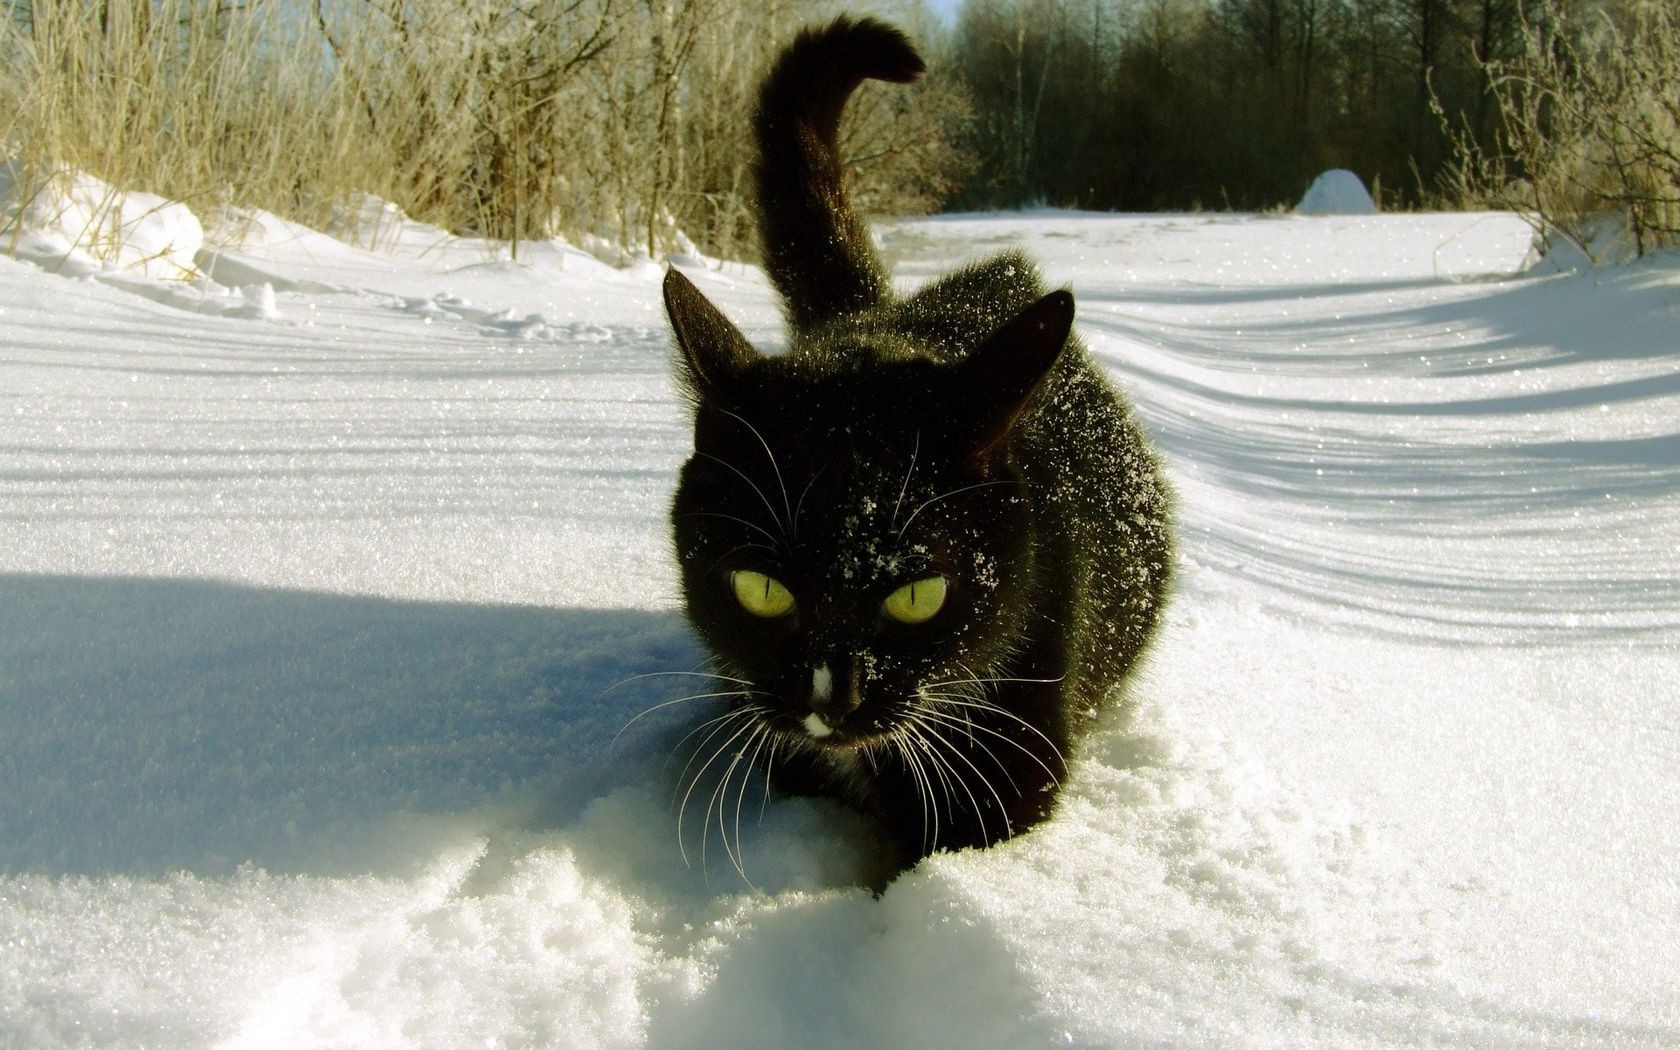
(2, 195), (1678, 1046)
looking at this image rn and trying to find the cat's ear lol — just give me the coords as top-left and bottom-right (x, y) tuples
(664, 269), (760, 400)
(956, 290), (1074, 463)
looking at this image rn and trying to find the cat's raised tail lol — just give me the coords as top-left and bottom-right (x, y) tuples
(754, 16), (924, 331)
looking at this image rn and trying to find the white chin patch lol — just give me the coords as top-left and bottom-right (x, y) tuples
(802, 712), (834, 738)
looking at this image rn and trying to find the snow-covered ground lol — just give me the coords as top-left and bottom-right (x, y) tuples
(2, 200), (1677, 1047)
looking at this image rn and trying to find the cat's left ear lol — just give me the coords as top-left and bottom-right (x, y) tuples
(956, 290), (1074, 463)
(664, 269), (760, 400)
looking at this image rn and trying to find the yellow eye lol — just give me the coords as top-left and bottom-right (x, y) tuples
(882, 575), (948, 624)
(731, 570), (795, 618)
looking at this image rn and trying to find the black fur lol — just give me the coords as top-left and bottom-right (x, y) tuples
(752, 16), (921, 329)
(663, 17), (1172, 877)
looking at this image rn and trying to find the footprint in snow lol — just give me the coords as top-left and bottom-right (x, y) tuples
(399, 294), (615, 344)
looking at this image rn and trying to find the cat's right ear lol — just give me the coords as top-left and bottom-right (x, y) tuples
(955, 289), (1074, 464)
(664, 269), (759, 401)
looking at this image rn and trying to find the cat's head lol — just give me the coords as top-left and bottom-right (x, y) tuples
(663, 270), (1072, 753)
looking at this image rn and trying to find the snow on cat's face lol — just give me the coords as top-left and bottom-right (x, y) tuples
(662, 270), (1070, 751)
(661, 269), (1079, 862)
(671, 401), (1035, 754)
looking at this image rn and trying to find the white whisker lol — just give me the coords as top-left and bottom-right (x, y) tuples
(702, 541), (784, 577)
(917, 691), (1068, 767)
(720, 409), (793, 534)
(604, 669), (756, 696)
(896, 479), (1018, 540)
(613, 689), (752, 749)
(730, 724), (775, 882)
(889, 730), (936, 855)
(911, 714), (1015, 840)
(758, 736), (780, 823)
(916, 704), (1061, 786)
(673, 510), (783, 548)
(905, 716), (986, 844)
(792, 464), (826, 539)
(903, 717), (958, 823)
(669, 706), (758, 782)
(707, 722), (765, 883)
(890, 430), (921, 530)
(918, 673), (1067, 689)
(678, 713), (763, 871)
(697, 451), (789, 543)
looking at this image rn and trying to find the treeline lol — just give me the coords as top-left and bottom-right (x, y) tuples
(947, 0), (1528, 210)
(946, 0), (1679, 247)
(2, 0), (1674, 260)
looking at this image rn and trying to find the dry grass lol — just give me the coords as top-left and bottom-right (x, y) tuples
(3, 2), (347, 237)
(1, 0), (971, 262)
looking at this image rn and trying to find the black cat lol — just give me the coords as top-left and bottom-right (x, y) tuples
(661, 16), (1172, 876)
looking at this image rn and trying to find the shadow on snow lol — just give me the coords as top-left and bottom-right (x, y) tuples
(0, 573), (701, 876)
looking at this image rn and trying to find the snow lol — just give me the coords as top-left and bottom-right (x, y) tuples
(1529, 211), (1647, 271)
(3, 194), (1678, 1047)
(1297, 169), (1377, 215)
(1, 164), (204, 280)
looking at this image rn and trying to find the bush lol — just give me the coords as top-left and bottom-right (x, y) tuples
(1441, 0), (1680, 261)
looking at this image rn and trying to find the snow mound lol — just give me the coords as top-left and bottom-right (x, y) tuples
(1529, 212), (1645, 271)
(1297, 169), (1376, 215)
(1, 161), (203, 279)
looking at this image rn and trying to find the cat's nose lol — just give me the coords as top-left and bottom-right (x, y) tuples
(809, 662), (861, 723)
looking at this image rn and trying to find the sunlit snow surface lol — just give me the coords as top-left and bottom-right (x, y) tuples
(3, 209), (1678, 1047)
